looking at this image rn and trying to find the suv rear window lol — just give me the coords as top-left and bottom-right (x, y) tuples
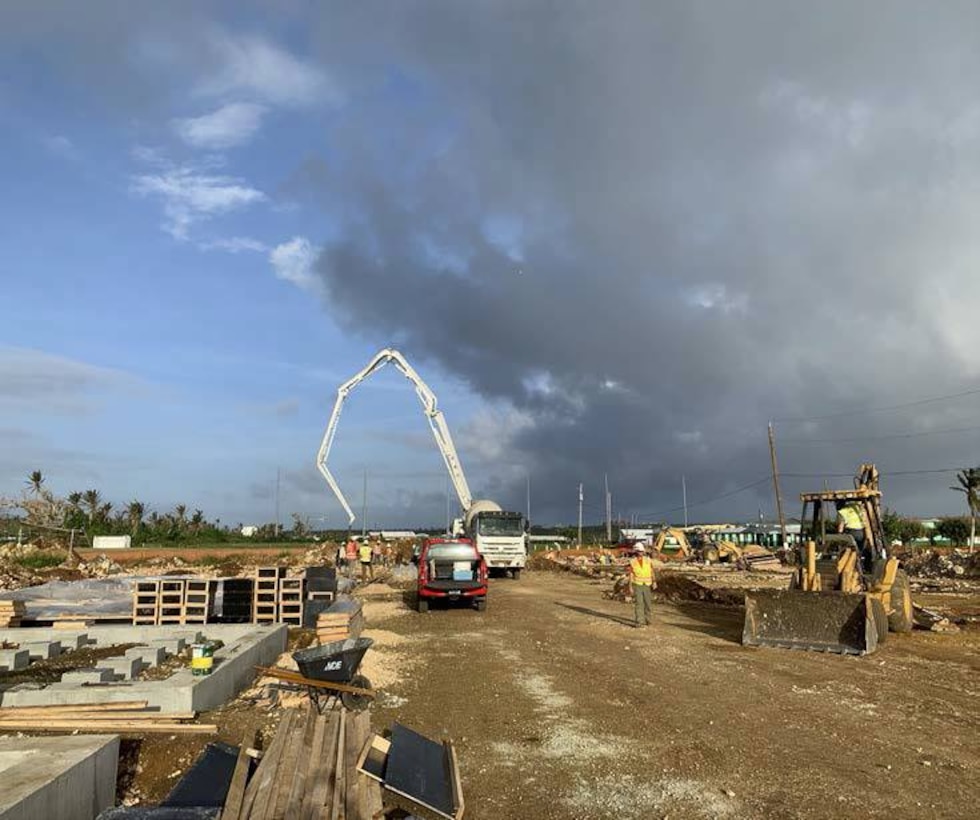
(426, 543), (477, 561)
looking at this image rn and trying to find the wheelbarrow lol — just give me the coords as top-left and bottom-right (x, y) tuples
(256, 637), (375, 712)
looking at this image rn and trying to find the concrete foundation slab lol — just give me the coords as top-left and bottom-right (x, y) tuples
(0, 649), (29, 672)
(0, 734), (118, 820)
(0, 624), (287, 713)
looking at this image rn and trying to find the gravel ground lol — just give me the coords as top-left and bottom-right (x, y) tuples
(365, 570), (979, 820)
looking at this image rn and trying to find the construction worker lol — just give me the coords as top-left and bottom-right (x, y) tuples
(345, 537), (358, 577)
(628, 543), (655, 628)
(358, 538), (374, 581)
(836, 500), (869, 571)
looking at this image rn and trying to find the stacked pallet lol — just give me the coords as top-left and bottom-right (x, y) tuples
(158, 579), (186, 624)
(316, 599), (364, 645)
(277, 577), (304, 626)
(253, 567), (286, 624)
(182, 579), (215, 625)
(0, 600), (25, 628)
(222, 707), (381, 820)
(132, 581), (162, 625)
(0, 700), (216, 734)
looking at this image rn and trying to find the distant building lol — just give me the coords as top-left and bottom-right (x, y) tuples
(240, 525), (259, 537)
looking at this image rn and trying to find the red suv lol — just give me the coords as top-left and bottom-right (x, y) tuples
(416, 537), (488, 612)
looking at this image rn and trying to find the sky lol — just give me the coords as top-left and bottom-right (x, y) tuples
(3, 1), (980, 529)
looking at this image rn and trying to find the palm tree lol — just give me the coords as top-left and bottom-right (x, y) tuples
(173, 504), (187, 534)
(127, 501), (145, 537)
(190, 509), (205, 534)
(24, 470), (45, 495)
(82, 489), (102, 523)
(951, 467), (980, 553)
(67, 492), (82, 509)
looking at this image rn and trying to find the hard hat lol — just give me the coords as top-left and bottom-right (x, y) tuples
(634, 544), (646, 553)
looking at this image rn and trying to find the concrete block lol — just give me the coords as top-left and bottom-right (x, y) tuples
(59, 668), (116, 685)
(102, 656), (142, 680)
(61, 633), (89, 651)
(0, 734), (118, 820)
(21, 641), (62, 661)
(125, 645), (166, 667)
(148, 637), (186, 656)
(0, 649), (30, 672)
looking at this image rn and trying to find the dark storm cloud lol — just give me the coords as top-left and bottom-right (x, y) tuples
(297, 2), (980, 521)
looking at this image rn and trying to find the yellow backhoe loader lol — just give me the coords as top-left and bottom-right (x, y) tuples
(742, 464), (913, 655)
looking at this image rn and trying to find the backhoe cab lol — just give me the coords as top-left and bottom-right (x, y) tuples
(743, 464), (913, 655)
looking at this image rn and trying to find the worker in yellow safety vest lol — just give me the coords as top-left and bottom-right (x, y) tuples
(358, 539), (374, 581)
(628, 543), (655, 628)
(836, 500), (869, 571)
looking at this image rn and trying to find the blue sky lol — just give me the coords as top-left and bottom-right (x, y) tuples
(0, 18), (491, 529)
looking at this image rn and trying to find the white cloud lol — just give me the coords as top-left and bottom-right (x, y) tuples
(131, 167), (265, 239)
(269, 236), (320, 290)
(198, 32), (335, 107)
(685, 283), (748, 315)
(173, 102), (267, 149)
(200, 236), (269, 253)
(42, 134), (79, 160)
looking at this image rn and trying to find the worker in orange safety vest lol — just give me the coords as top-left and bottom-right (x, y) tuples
(628, 543), (656, 628)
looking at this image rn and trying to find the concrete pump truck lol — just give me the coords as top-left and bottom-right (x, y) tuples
(316, 349), (527, 578)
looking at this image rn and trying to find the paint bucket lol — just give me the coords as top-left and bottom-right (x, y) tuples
(191, 642), (213, 676)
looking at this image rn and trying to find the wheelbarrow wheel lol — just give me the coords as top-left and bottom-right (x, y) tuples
(341, 674), (372, 712)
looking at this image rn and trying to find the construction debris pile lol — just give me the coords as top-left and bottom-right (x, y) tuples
(903, 548), (980, 579)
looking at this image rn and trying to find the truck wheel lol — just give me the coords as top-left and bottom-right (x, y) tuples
(888, 569), (914, 633)
(417, 599), (429, 613)
(475, 598), (487, 612)
(512, 569), (521, 581)
(341, 674), (372, 712)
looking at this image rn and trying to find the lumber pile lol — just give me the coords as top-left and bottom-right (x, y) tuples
(316, 599), (364, 645)
(0, 600), (25, 628)
(0, 701), (216, 734)
(223, 706), (381, 820)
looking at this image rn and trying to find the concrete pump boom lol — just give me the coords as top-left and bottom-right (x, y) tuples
(316, 348), (474, 526)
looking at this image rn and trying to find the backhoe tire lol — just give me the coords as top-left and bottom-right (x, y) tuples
(512, 569), (521, 581)
(417, 599), (429, 613)
(888, 569), (914, 633)
(871, 597), (888, 646)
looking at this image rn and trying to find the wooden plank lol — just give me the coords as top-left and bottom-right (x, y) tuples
(446, 740), (464, 820)
(304, 712), (339, 820)
(297, 713), (328, 820)
(0, 712), (197, 722)
(283, 708), (318, 820)
(344, 710), (373, 820)
(327, 710), (346, 820)
(245, 709), (296, 820)
(270, 707), (309, 818)
(223, 725), (259, 820)
(0, 700), (149, 714)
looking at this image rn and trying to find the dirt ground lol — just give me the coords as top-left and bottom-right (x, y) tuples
(361, 571), (978, 820)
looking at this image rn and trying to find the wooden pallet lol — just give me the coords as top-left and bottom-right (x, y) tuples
(132, 580), (162, 625)
(182, 579), (213, 624)
(158, 580), (186, 624)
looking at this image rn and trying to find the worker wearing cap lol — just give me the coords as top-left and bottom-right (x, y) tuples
(628, 544), (655, 628)
(358, 539), (374, 581)
(836, 500), (869, 570)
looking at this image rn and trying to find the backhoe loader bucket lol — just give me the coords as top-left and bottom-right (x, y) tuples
(742, 589), (881, 655)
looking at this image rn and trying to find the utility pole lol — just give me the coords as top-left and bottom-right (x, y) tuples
(605, 473), (612, 543)
(682, 475), (688, 528)
(361, 469), (368, 538)
(577, 483), (583, 548)
(768, 421), (787, 547)
(275, 467), (281, 538)
(526, 474), (531, 532)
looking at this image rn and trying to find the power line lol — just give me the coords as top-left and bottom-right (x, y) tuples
(635, 476), (772, 520)
(773, 385), (980, 423)
(780, 424), (980, 444)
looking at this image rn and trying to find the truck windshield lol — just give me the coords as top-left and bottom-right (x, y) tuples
(479, 517), (524, 537)
(427, 544), (478, 561)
